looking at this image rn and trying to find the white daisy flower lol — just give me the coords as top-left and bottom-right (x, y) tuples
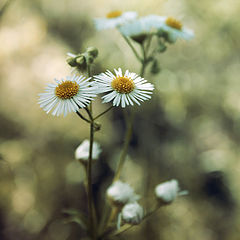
(94, 11), (137, 30)
(121, 202), (144, 225)
(93, 68), (154, 108)
(155, 179), (188, 203)
(107, 180), (140, 205)
(119, 15), (163, 40)
(38, 75), (96, 117)
(75, 139), (102, 162)
(158, 16), (194, 43)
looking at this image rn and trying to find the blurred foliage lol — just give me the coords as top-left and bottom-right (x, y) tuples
(0, 0), (240, 239)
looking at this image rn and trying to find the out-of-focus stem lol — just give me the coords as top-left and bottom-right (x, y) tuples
(113, 111), (134, 182)
(121, 33), (142, 62)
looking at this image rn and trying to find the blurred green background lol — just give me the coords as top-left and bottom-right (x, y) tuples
(0, 0), (240, 239)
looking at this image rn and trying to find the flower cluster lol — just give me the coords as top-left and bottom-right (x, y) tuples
(38, 9), (193, 239)
(94, 11), (194, 43)
(38, 68), (154, 116)
(107, 180), (144, 226)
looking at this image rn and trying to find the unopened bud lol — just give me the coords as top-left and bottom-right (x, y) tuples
(107, 181), (140, 207)
(66, 57), (77, 67)
(155, 179), (188, 204)
(86, 47), (98, 58)
(122, 202), (144, 225)
(86, 55), (94, 64)
(76, 55), (85, 65)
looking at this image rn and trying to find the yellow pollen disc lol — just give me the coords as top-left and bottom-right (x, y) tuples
(55, 81), (79, 99)
(166, 17), (182, 30)
(106, 10), (122, 18)
(111, 76), (135, 94)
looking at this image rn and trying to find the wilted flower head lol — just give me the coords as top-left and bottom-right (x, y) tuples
(94, 11), (137, 30)
(75, 139), (102, 162)
(155, 179), (188, 203)
(38, 75), (96, 117)
(157, 16), (194, 43)
(94, 68), (154, 108)
(122, 202), (144, 225)
(107, 180), (140, 206)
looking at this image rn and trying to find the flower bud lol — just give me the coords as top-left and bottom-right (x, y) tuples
(66, 57), (77, 67)
(86, 47), (98, 58)
(122, 202), (144, 225)
(86, 55), (94, 64)
(107, 181), (140, 206)
(76, 55), (86, 65)
(155, 179), (188, 204)
(75, 139), (102, 164)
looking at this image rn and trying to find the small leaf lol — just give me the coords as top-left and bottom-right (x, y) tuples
(62, 208), (88, 230)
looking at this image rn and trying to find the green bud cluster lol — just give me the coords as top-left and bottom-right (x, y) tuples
(66, 47), (99, 72)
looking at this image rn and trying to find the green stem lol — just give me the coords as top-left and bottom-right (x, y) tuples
(93, 106), (113, 120)
(76, 111), (91, 123)
(87, 119), (96, 239)
(113, 111), (134, 182)
(145, 34), (153, 56)
(140, 45), (147, 77)
(121, 33), (142, 62)
(86, 64), (98, 240)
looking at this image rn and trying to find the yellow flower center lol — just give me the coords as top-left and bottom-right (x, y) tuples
(55, 81), (79, 99)
(166, 17), (182, 30)
(111, 76), (135, 94)
(106, 10), (122, 18)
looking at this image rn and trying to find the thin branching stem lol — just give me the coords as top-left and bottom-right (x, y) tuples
(93, 106), (113, 120)
(113, 111), (134, 182)
(85, 65), (97, 240)
(145, 34), (153, 56)
(121, 33), (142, 62)
(76, 111), (91, 123)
